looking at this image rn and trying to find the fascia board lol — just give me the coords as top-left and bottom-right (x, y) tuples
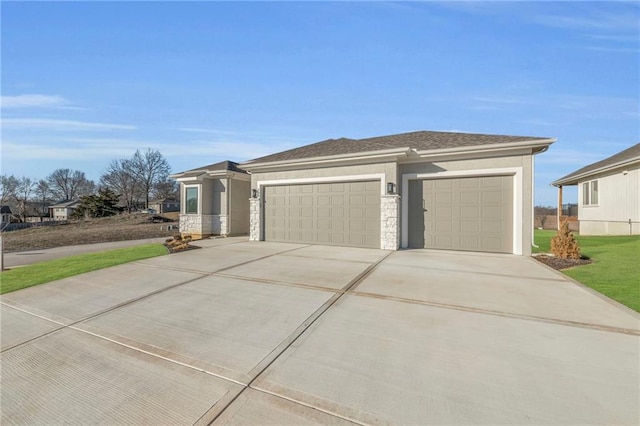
(412, 139), (556, 158)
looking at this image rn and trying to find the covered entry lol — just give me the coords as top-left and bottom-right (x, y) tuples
(408, 175), (513, 253)
(263, 181), (380, 248)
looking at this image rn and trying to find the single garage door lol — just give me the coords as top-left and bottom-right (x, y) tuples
(408, 175), (513, 253)
(264, 181), (380, 248)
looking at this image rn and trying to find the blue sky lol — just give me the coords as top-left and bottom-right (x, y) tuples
(2, 1), (638, 206)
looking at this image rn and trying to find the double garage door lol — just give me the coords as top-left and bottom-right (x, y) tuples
(408, 175), (514, 253)
(264, 181), (380, 248)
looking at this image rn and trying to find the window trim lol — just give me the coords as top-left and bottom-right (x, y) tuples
(582, 179), (599, 206)
(184, 185), (200, 214)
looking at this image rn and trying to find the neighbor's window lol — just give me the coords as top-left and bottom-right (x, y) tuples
(582, 180), (598, 206)
(185, 187), (198, 214)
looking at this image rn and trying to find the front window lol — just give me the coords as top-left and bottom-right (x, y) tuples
(582, 180), (598, 206)
(185, 187), (198, 214)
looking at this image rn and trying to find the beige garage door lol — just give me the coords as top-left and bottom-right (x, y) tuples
(408, 176), (513, 253)
(264, 181), (380, 248)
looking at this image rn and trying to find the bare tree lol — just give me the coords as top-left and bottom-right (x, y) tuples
(47, 169), (95, 201)
(130, 149), (171, 209)
(100, 159), (141, 213)
(14, 177), (35, 222)
(0, 174), (19, 206)
(34, 179), (51, 218)
(152, 178), (179, 200)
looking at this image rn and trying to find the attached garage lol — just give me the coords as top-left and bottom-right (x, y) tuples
(407, 175), (513, 253)
(263, 181), (380, 248)
(240, 130), (555, 256)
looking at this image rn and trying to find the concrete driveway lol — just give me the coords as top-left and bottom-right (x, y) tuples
(1, 237), (638, 425)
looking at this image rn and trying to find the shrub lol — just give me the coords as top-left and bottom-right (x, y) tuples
(551, 220), (581, 259)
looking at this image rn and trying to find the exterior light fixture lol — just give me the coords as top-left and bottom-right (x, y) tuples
(386, 182), (396, 194)
(252, 189), (259, 199)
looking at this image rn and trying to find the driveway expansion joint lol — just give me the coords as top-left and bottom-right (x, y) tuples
(351, 291), (640, 336)
(204, 250), (394, 425)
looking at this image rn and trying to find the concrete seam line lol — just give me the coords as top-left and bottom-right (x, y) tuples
(209, 244), (312, 275)
(55, 274), (210, 330)
(212, 272), (347, 294)
(68, 326), (247, 387)
(248, 387), (369, 426)
(0, 302), (67, 326)
(350, 291), (640, 336)
(204, 251), (394, 425)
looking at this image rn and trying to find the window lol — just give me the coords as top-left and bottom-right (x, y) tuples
(185, 187), (199, 214)
(582, 180), (598, 206)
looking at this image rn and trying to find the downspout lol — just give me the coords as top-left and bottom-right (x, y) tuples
(532, 153), (539, 249)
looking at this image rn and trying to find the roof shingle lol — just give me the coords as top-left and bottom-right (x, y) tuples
(244, 130), (551, 164)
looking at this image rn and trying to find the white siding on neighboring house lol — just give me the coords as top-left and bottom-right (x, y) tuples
(578, 165), (640, 235)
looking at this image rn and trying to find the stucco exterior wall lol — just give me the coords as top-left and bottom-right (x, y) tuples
(230, 179), (251, 235)
(578, 164), (640, 235)
(251, 162), (398, 192)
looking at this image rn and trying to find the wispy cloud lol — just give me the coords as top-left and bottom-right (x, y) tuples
(1, 118), (136, 131)
(533, 8), (639, 33)
(0, 94), (86, 110)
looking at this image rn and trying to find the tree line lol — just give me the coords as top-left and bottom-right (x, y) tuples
(1, 148), (177, 222)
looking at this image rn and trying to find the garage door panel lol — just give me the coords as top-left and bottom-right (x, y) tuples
(408, 176), (513, 253)
(264, 181), (380, 248)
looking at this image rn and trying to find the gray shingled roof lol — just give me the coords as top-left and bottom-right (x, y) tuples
(553, 143), (640, 186)
(244, 130), (551, 164)
(174, 160), (247, 177)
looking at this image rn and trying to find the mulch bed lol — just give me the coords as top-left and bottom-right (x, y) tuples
(533, 254), (592, 271)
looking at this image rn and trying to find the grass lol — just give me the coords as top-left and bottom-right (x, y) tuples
(533, 229), (640, 312)
(0, 244), (168, 294)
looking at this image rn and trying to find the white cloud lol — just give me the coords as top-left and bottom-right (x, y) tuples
(1, 118), (136, 131)
(1, 94), (68, 108)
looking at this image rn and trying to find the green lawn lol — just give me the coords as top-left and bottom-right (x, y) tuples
(0, 244), (168, 294)
(533, 229), (640, 312)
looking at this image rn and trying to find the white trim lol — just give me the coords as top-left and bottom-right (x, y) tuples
(401, 167), (523, 255)
(183, 184), (201, 215)
(256, 173), (388, 195)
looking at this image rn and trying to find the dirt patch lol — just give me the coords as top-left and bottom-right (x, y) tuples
(534, 254), (592, 271)
(1, 213), (178, 252)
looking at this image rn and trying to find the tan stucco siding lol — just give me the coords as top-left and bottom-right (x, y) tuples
(230, 179), (250, 234)
(251, 162), (398, 192)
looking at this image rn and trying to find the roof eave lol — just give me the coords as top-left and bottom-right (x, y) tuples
(413, 138), (556, 158)
(552, 157), (640, 187)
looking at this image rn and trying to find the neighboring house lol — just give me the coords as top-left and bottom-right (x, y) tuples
(552, 143), (640, 235)
(49, 200), (80, 221)
(148, 198), (180, 214)
(175, 130), (554, 255)
(170, 161), (251, 238)
(1, 205), (13, 225)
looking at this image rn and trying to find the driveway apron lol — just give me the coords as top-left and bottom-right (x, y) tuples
(1, 240), (638, 425)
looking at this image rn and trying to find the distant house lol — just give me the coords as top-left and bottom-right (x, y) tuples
(552, 143), (640, 235)
(148, 198), (180, 214)
(49, 200), (80, 221)
(1, 205), (13, 225)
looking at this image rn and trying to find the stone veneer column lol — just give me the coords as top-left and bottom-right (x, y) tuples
(380, 194), (400, 250)
(249, 198), (261, 241)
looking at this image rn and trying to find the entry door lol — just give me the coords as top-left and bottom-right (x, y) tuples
(408, 176), (513, 253)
